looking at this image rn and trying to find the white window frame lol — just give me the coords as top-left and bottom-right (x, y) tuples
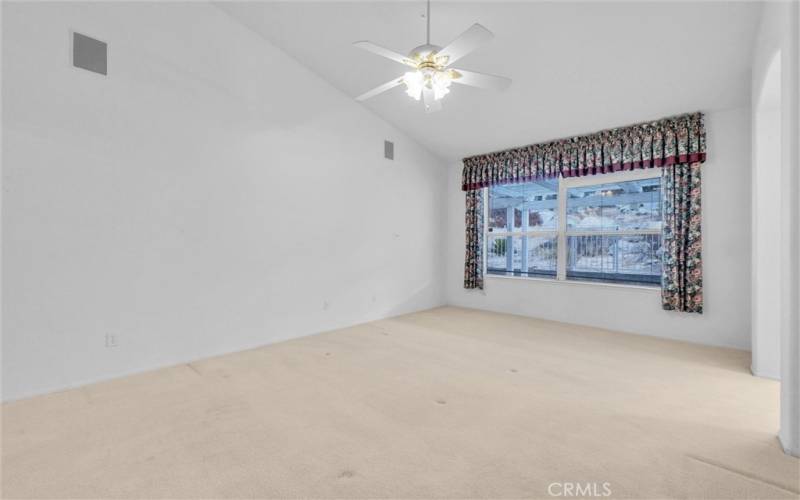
(485, 194), (558, 277)
(485, 168), (662, 287)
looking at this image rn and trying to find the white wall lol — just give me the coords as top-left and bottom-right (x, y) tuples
(751, 50), (782, 380)
(782, 0), (800, 458)
(750, 0), (800, 459)
(1, 1), (447, 402)
(445, 108), (752, 351)
(751, 0), (793, 383)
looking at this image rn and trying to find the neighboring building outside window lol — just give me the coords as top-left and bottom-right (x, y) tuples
(486, 170), (662, 287)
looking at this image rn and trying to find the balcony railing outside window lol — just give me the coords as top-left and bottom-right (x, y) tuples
(487, 172), (662, 287)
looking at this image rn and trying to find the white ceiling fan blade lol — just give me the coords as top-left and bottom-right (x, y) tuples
(436, 23), (494, 66)
(355, 76), (405, 101)
(451, 69), (511, 91)
(353, 41), (416, 67)
(422, 87), (442, 113)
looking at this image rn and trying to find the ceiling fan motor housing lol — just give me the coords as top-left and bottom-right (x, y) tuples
(409, 44), (443, 66)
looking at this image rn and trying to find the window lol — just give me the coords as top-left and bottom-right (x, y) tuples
(487, 180), (558, 278)
(486, 170), (662, 287)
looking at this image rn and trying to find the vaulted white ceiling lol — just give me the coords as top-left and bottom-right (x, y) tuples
(218, 1), (762, 162)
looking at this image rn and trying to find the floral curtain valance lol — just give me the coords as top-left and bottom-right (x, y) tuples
(461, 112), (706, 191)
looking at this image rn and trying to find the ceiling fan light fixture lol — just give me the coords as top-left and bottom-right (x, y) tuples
(431, 71), (452, 100)
(353, 0), (511, 111)
(403, 71), (424, 100)
(404, 69), (451, 102)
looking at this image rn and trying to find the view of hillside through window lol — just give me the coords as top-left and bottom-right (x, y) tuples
(487, 175), (662, 286)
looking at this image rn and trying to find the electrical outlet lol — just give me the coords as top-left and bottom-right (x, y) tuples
(105, 333), (119, 348)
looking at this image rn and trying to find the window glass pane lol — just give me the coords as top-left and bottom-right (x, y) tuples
(523, 180), (558, 231)
(527, 236), (557, 276)
(566, 177), (661, 231)
(487, 234), (519, 272)
(487, 234), (509, 272)
(487, 204), (508, 232)
(488, 184), (522, 232)
(488, 180), (558, 233)
(566, 234), (662, 285)
(487, 234), (557, 278)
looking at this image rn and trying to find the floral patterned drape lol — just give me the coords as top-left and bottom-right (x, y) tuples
(661, 163), (703, 313)
(461, 112), (705, 191)
(464, 189), (484, 289)
(461, 112), (706, 313)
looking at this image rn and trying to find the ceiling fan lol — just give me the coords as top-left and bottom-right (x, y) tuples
(353, 0), (511, 113)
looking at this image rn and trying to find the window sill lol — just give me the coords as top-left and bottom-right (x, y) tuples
(485, 273), (660, 292)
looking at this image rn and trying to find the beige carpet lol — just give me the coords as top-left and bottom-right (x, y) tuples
(2, 306), (799, 499)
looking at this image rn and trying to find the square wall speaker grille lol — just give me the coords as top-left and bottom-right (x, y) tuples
(73, 32), (107, 75)
(384, 140), (394, 160)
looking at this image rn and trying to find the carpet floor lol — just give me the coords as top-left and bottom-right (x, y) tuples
(2, 306), (799, 499)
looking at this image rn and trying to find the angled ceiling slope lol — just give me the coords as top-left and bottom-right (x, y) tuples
(218, 1), (762, 162)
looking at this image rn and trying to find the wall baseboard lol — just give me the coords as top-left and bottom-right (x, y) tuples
(779, 434), (799, 458)
(750, 365), (781, 381)
(1, 303), (446, 404)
